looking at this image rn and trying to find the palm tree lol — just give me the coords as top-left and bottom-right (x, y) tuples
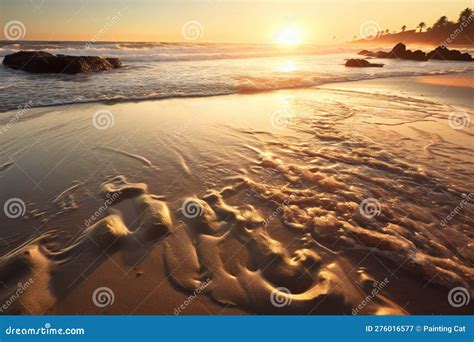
(401, 25), (407, 32)
(385, 29), (390, 34)
(459, 8), (473, 22)
(417, 22), (426, 32)
(433, 16), (448, 29)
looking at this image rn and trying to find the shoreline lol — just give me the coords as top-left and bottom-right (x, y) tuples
(1, 70), (473, 117)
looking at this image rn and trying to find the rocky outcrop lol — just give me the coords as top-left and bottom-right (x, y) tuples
(427, 46), (473, 61)
(387, 43), (427, 61)
(358, 43), (427, 61)
(345, 59), (384, 68)
(358, 43), (473, 62)
(2, 51), (122, 74)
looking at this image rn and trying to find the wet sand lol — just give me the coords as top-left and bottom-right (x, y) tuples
(0, 74), (472, 315)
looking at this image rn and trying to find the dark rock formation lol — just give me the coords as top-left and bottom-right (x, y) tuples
(427, 46), (473, 61)
(358, 43), (473, 62)
(358, 43), (427, 61)
(3, 51), (122, 74)
(345, 59), (384, 68)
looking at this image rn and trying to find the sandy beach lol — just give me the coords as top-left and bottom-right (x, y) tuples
(0, 73), (472, 315)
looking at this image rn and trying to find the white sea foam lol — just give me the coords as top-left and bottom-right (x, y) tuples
(0, 41), (473, 112)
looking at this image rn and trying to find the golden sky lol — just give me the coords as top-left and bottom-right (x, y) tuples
(1, 0), (471, 43)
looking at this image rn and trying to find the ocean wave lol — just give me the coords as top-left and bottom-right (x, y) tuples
(0, 42), (362, 62)
(1, 41), (473, 114)
(236, 68), (474, 92)
(1, 68), (472, 114)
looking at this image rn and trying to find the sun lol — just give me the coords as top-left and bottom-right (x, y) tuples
(275, 26), (302, 46)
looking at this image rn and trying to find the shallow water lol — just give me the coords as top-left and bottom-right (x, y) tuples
(1, 41), (474, 112)
(0, 83), (472, 314)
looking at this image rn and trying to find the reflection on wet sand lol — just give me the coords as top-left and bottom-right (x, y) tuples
(0, 78), (472, 314)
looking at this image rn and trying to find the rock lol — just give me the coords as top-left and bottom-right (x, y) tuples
(387, 43), (427, 61)
(388, 42), (407, 58)
(358, 43), (428, 61)
(358, 43), (473, 62)
(397, 49), (427, 61)
(2, 51), (122, 74)
(409, 50), (428, 61)
(427, 46), (473, 61)
(358, 50), (390, 58)
(357, 50), (372, 56)
(345, 59), (384, 68)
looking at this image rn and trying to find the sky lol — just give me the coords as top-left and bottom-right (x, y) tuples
(1, 0), (472, 43)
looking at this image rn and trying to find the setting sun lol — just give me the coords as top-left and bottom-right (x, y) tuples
(275, 26), (302, 46)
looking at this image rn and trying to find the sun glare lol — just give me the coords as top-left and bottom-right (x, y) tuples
(279, 60), (297, 72)
(275, 26), (302, 46)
